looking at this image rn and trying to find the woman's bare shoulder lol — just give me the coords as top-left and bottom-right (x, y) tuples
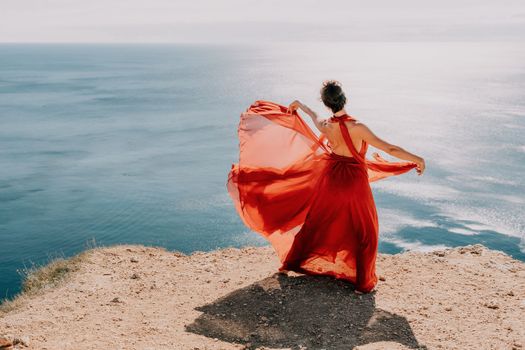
(347, 120), (368, 131)
(344, 119), (361, 129)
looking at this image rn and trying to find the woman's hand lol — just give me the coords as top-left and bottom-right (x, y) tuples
(287, 100), (301, 114)
(287, 100), (325, 132)
(415, 158), (426, 176)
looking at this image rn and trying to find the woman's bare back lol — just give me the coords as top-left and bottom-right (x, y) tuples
(321, 119), (363, 157)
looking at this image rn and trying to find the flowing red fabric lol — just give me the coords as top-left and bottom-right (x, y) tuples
(227, 100), (417, 292)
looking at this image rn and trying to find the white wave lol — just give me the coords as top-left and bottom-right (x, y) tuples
(448, 227), (479, 236)
(379, 208), (437, 236)
(456, 175), (518, 187)
(502, 123), (525, 130)
(382, 236), (451, 253)
(374, 180), (459, 202)
(436, 203), (524, 239)
(489, 194), (525, 205)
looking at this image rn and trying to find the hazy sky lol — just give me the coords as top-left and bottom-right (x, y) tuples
(1, 0), (524, 43)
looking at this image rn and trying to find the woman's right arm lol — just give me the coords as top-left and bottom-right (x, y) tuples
(353, 123), (426, 175)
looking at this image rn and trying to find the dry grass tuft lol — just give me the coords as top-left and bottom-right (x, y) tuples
(0, 238), (101, 316)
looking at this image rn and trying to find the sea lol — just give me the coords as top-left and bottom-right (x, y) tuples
(1, 42), (524, 300)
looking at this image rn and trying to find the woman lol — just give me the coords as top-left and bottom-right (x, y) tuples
(227, 80), (425, 293)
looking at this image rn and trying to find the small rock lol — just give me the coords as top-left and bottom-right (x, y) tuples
(17, 336), (30, 347)
(469, 244), (485, 255)
(379, 276), (386, 281)
(458, 244), (485, 255)
(483, 301), (499, 309)
(130, 273), (140, 279)
(445, 307), (452, 311)
(130, 257), (139, 263)
(110, 297), (122, 303)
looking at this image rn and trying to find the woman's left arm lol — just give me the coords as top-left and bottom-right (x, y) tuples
(288, 100), (327, 132)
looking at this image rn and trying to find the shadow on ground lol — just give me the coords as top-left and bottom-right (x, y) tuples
(186, 273), (427, 349)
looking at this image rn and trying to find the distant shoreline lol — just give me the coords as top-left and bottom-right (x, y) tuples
(0, 243), (523, 349)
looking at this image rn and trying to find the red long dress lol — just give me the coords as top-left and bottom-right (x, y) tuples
(227, 100), (417, 292)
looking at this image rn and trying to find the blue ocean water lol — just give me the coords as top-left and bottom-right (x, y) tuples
(1, 43), (524, 300)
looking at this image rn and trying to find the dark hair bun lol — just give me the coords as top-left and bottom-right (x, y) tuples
(320, 80), (347, 114)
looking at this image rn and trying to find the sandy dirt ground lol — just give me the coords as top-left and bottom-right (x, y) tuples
(0, 243), (524, 350)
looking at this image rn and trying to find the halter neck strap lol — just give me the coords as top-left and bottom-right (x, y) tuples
(328, 114), (365, 161)
(329, 114), (356, 123)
